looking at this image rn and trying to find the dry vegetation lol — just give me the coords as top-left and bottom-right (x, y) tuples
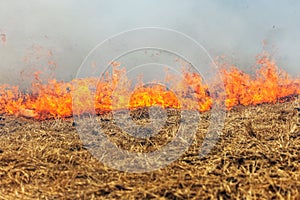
(0, 100), (299, 199)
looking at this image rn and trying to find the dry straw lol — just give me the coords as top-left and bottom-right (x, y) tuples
(0, 100), (299, 199)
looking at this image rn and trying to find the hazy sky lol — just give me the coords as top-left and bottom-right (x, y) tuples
(0, 0), (299, 85)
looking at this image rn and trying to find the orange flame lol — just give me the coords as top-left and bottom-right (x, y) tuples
(0, 52), (299, 119)
(221, 53), (300, 108)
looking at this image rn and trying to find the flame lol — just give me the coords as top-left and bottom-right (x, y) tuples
(221, 53), (300, 108)
(0, 52), (299, 119)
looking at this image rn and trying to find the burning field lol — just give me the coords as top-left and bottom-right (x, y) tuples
(0, 53), (300, 199)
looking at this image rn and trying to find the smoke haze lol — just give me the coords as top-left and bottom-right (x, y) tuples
(0, 0), (299, 85)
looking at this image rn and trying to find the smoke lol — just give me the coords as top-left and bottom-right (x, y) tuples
(0, 0), (299, 86)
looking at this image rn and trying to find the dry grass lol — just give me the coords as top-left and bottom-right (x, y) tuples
(0, 101), (299, 199)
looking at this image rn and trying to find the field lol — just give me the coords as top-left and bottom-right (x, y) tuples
(0, 101), (299, 199)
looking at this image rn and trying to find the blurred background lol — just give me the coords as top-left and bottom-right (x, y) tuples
(0, 0), (299, 86)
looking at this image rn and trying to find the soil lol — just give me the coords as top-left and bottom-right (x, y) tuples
(0, 101), (299, 199)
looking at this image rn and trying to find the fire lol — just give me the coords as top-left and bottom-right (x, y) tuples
(128, 84), (181, 110)
(0, 52), (299, 119)
(221, 53), (300, 108)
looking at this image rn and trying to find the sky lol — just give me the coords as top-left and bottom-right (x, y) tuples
(0, 0), (299, 86)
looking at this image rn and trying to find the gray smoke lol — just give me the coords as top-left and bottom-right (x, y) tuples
(0, 0), (299, 86)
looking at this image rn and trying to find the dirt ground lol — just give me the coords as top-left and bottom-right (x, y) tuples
(0, 101), (299, 199)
